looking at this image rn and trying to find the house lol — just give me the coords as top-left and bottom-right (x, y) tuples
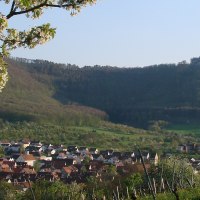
(61, 165), (78, 178)
(105, 156), (119, 164)
(91, 154), (100, 160)
(177, 143), (196, 153)
(112, 152), (122, 159)
(30, 151), (41, 158)
(0, 142), (11, 149)
(142, 151), (150, 161)
(89, 148), (98, 154)
(16, 154), (36, 166)
(30, 141), (42, 147)
(150, 153), (159, 165)
(21, 166), (36, 175)
(122, 152), (135, 158)
(89, 160), (104, 172)
(38, 169), (56, 181)
(10, 154), (20, 161)
(177, 145), (186, 153)
(96, 155), (105, 162)
(79, 147), (89, 154)
(100, 150), (113, 157)
(6, 144), (21, 153)
(52, 158), (77, 169)
(0, 163), (13, 173)
(18, 139), (30, 149)
(43, 145), (58, 156)
(1, 160), (15, 169)
(47, 145), (63, 154)
(67, 154), (78, 159)
(121, 152), (137, 164)
(25, 146), (42, 154)
(56, 152), (67, 159)
(67, 146), (78, 153)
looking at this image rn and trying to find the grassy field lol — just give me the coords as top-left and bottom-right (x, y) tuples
(0, 121), (165, 152)
(2, 120), (200, 153)
(166, 123), (200, 135)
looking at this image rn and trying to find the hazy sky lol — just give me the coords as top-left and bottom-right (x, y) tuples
(3, 0), (200, 67)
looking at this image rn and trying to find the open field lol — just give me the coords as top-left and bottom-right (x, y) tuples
(166, 123), (200, 136)
(0, 121), (165, 152)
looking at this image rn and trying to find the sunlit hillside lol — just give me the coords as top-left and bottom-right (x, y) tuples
(0, 59), (107, 125)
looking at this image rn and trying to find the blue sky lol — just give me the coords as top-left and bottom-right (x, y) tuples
(2, 0), (200, 67)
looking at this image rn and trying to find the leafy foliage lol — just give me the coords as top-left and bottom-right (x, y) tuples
(0, 57), (8, 92)
(124, 173), (143, 191)
(0, 181), (17, 200)
(9, 56), (200, 128)
(1, 0), (97, 56)
(21, 180), (85, 200)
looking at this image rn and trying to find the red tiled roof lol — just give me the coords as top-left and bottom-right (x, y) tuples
(1, 168), (12, 173)
(62, 166), (78, 174)
(22, 154), (36, 161)
(3, 161), (15, 168)
(21, 167), (36, 174)
(13, 167), (23, 173)
(1, 164), (9, 169)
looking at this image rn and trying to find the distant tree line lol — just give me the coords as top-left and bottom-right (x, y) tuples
(9, 57), (200, 128)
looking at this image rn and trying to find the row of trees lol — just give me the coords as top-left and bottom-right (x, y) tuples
(11, 57), (200, 128)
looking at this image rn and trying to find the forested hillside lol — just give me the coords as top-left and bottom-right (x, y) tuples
(2, 57), (200, 128)
(0, 59), (107, 125)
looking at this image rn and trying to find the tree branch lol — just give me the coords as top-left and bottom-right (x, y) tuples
(6, 0), (86, 19)
(45, 3), (73, 8)
(9, 1), (16, 14)
(6, 1), (48, 19)
(6, 0), (16, 19)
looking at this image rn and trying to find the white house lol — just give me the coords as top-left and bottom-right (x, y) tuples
(16, 154), (36, 166)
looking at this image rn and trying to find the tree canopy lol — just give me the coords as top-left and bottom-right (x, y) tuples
(0, 0), (97, 91)
(8, 57), (200, 128)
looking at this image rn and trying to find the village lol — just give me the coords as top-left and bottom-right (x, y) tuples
(0, 139), (162, 191)
(0, 140), (199, 191)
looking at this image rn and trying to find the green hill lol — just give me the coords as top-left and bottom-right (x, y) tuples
(2, 57), (200, 128)
(0, 58), (107, 125)
(1, 57), (200, 151)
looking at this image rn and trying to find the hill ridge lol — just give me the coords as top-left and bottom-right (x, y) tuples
(2, 56), (200, 128)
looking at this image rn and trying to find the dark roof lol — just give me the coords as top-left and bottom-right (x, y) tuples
(122, 152), (134, 158)
(100, 150), (108, 156)
(92, 154), (100, 159)
(25, 146), (41, 152)
(30, 151), (41, 157)
(30, 141), (41, 144)
(11, 144), (21, 147)
(79, 147), (88, 150)
(112, 152), (122, 158)
(52, 160), (66, 169)
(89, 148), (98, 151)
(67, 146), (78, 152)
(52, 158), (74, 169)
(74, 152), (81, 156)
(10, 154), (20, 160)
